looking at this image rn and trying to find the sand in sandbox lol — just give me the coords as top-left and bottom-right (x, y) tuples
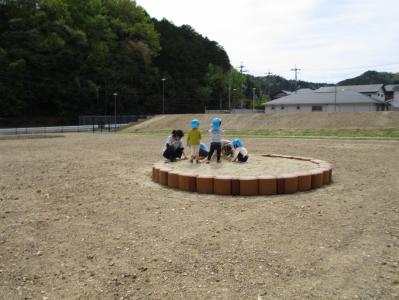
(160, 155), (317, 177)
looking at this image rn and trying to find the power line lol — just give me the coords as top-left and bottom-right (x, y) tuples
(268, 62), (399, 73)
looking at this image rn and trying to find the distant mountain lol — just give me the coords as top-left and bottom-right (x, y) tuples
(252, 70), (399, 100)
(338, 70), (399, 85)
(251, 74), (327, 99)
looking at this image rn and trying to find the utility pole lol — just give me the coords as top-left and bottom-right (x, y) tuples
(291, 65), (301, 91)
(265, 71), (273, 101)
(236, 62), (247, 108)
(252, 88), (256, 112)
(237, 62), (246, 74)
(228, 68), (232, 111)
(113, 92), (118, 129)
(162, 78), (166, 114)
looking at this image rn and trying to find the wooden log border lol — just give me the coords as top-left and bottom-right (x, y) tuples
(152, 154), (333, 196)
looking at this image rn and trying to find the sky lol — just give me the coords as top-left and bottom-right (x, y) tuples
(136, 0), (399, 83)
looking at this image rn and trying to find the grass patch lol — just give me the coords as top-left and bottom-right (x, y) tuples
(121, 128), (399, 140)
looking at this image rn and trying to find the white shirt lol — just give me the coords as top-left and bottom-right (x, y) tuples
(208, 128), (224, 143)
(232, 147), (248, 160)
(163, 135), (183, 152)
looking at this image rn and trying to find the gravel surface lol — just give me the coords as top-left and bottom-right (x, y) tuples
(0, 133), (398, 299)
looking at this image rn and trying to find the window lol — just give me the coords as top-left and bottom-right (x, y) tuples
(271, 106), (275, 110)
(281, 106), (285, 110)
(312, 106), (322, 111)
(296, 106), (300, 110)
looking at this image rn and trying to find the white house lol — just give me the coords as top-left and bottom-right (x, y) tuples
(315, 84), (385, 102)
(390, 85), (399, 110)
(264, 90), (386, 114)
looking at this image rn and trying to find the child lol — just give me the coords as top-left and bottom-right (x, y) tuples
(163, 130), (186, 162)
(231, 138), (249, 163)
(206, 117), (224, 163)
(186, 119), (202, 163)
(199, 143), (209, 160)
(221, 139), (234, 158)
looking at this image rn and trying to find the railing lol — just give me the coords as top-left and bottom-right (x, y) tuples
(205, 108), (264, 114)
(0, 124), (126, 135)
(78, 115), (144, 126)
(0, 114), (149, 135)
(230, 108), (264, 113)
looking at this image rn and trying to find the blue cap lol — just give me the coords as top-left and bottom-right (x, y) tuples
(199, 143), (208, 151)
(232, 138), (243, 148)
(211, 117), (221, 130)
(191, 119), (200, 129)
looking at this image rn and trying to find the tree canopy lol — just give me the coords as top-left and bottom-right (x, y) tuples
(0, 0), (232, 124)
(338, 70), (399, 85)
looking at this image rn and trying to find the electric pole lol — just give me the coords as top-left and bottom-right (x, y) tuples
(291, 65), (301, 91)
(265, 72), (273, 101)
(236, 62), (247, 108)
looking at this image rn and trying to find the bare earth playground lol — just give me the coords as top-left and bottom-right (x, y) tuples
(0, 112), (398, 299)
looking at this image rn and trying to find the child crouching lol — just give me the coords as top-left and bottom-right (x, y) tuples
(231, 138), (249, 163)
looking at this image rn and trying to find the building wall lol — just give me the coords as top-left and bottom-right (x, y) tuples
(391, 90), (399, 110)
(265, 103), (377, 114)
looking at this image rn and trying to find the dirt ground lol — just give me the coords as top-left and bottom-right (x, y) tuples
(0, 133), (398, 299)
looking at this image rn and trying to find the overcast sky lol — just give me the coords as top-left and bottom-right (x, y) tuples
(136, 0), (399, 83)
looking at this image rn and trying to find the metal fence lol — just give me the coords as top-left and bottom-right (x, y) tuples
(78, 115), (144, 126)
(0, 115), (148, 135)
(230, 108), (264, 113)
(0, 125), (110, 135)
(205, 108), (264, 114)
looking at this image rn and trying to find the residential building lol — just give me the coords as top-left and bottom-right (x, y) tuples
(315, 84), (385, 102)
(384, 84), (397, 101)
(390, 85), (399, 110)
(264, 90), (387, 114)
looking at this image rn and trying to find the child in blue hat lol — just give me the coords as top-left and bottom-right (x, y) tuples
(231, 138), (249, 163)
(187, 119), (202, 163)
(206, 117), (224, 163)
(199, 143), (209, 160)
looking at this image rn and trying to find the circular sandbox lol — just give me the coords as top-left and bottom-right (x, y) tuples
(152, 154), (333, 196)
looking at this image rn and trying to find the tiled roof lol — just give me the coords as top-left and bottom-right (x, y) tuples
(265, 90), (384, 106)
(316, 84), (383, 93)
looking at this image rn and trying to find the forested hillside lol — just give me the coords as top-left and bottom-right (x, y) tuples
(250, 74), (326, 99)
(338, 71), (399, 85)
(153, 19), (230, 113)
(0, 0), (232, 124)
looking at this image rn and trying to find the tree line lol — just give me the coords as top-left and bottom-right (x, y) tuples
(0, 0), (239, 124)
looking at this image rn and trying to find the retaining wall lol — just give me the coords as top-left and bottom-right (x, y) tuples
(152, 154), (333, 196)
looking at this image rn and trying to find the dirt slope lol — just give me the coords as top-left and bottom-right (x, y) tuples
(125, 112), (399, 131)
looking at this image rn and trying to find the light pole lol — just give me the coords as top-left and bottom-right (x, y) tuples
(228, 68), (232, 111)
(232, 88), (236, 110)
(162, 78), (166, 114)
(252, 88), (256, 112)
(113, 92), (118, 129)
